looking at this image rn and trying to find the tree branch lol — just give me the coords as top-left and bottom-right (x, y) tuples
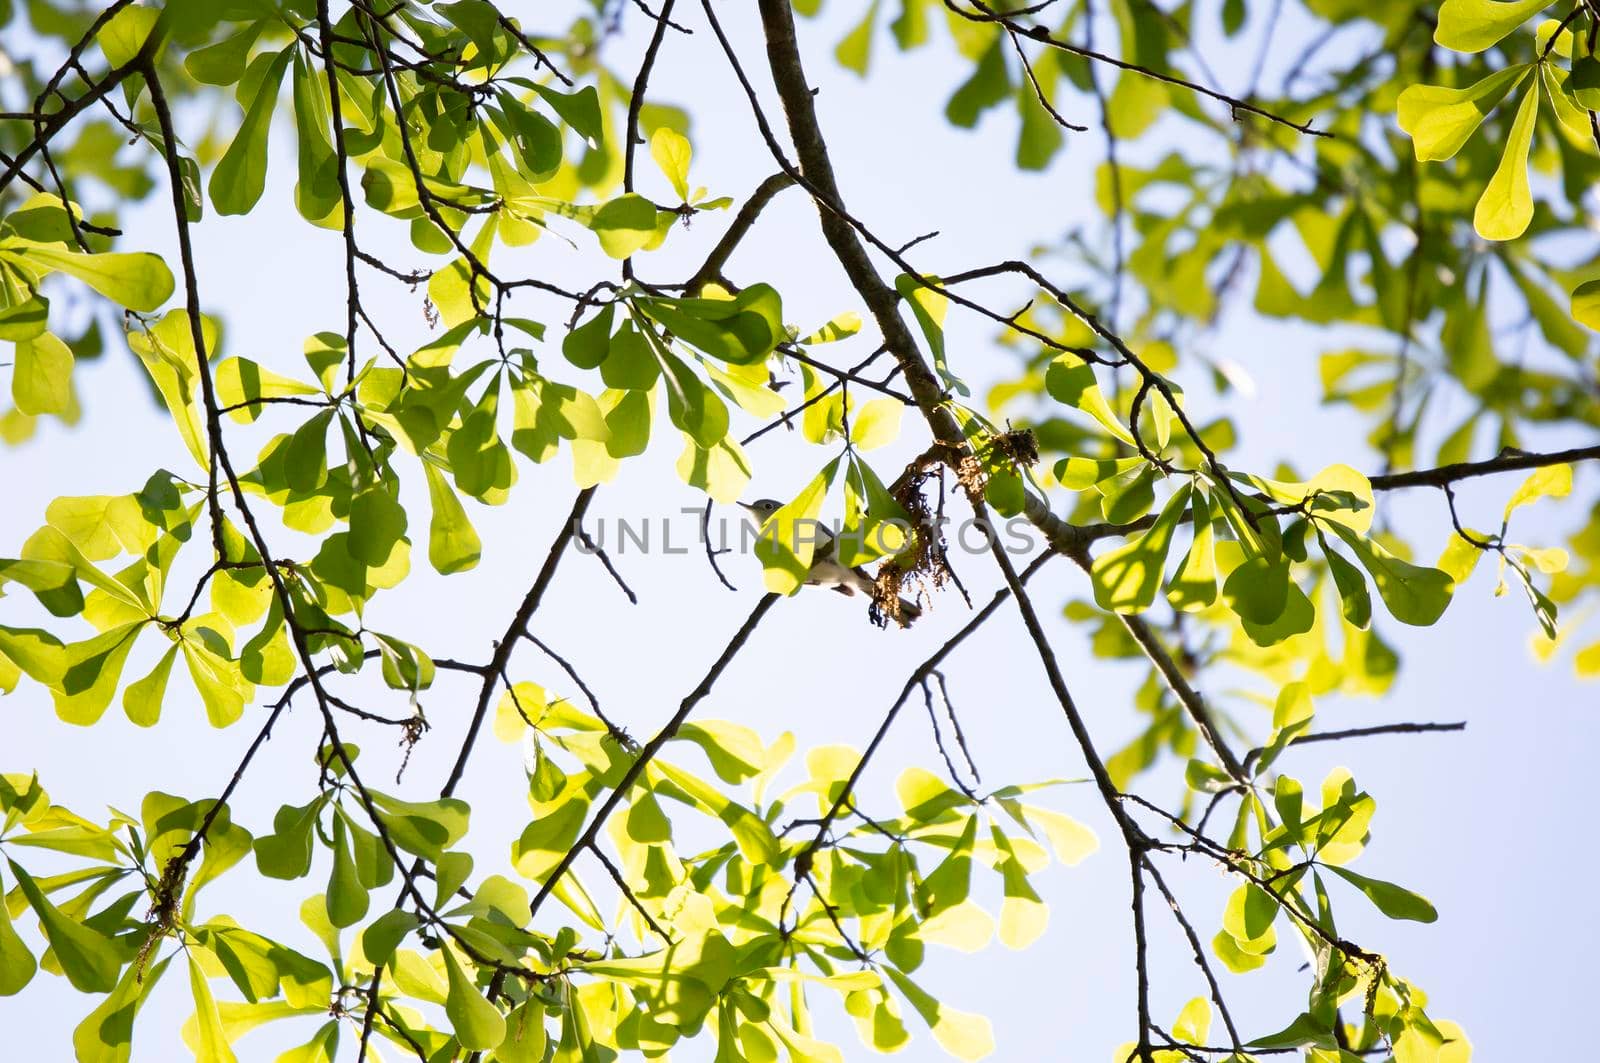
(526, 592), (780, 921)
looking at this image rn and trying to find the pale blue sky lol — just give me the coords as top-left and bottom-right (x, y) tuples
(2, 3), (1595, 1059)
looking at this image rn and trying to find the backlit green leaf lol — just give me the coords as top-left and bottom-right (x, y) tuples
(12, 331), (73, 416)
(7, 859), (120, 992)
(443, 944), (506, 1051)
(210, 47), (294, 215)
(1398, 66), (1529, 161)
(1472, 82), (1538, 241)
(1434, 0), (1551, 53)
(1326, 865), (1439, 923)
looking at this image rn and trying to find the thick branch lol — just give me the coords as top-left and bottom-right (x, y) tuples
(680, 172), (796, 292)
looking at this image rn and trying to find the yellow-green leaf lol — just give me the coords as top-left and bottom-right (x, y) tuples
(10, 242), (175, 312)
(424, 462), (482, 574)
(1472, 82), (1539, 241)
(1091, 485), (1191, 613)
(12, 331), (74, 416)
(187, 954), (239, 1063)
(1397, 65), (1530, 161)
(442, 944), (506, 1051)
(650, 128), (692, 201)
(1503, 463), (1571, 523)
(210, 47), (294, 215)
(1435, 0), (1552, 53)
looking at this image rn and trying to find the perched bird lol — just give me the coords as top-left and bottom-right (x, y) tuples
(740, 498), (921, 624)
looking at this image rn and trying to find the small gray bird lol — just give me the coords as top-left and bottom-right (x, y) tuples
(740, 498), (921, 624)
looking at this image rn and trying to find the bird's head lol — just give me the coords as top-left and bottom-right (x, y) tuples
(739, 498), (784, 523)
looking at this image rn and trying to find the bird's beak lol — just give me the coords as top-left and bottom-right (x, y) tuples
(737, 501), (759, 514)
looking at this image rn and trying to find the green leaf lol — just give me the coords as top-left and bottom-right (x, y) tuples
(563, 303), (614, 370)
(1185, 758), (1233, 794)
(835, 0), (880, 75)
(530, 83), (604, 147)
(1506, 259), (1589, 359)
(1272, 681), (1314, 730)
(677, 720), (766, 784)
(96, 4), (160, 68)
(849, 398), (903, 451)
(638, 284), (786, 366)
(656, 347), (729, 448)
(74, 955), (169, 1063)
(1166, 488), (1217, 611)
(359, 910), (421, 969)
(1097, 466), (1156, 524)
(1325, 865), (1439, 922)
(10, 242), (175, 312)
(7, 859), (120, 992)
(187, 954), (239, 1063)
(1221, 555), (1291, 626)
(122, 644), (177, 727)
(290, 47), (342, 227)
(497, 999), (549, 1063)
(881, 968), (994, 1063)
(423, 462), (482, 574)
(284, 409), (334, 494)
(12, 331), (74, 416)
(1211, 928), (1268, 974)
(1434, 0), (1551, 53)
(894, 273), (966, 395)
(127, 311), (211, 469)
(1247, 1011), (1336, 1050)
(54, 623), (143, 726)
(1171, 997), (1211, 1046)
(254, 798), (325, 880)
(1397, 65), (1530, 161)
(1222, 883), (1278, 947)
(601, 321), (660, 390)
(349, 487), (407, 567)
(588, 194), (659, 258)
(273, 1021), (339, 1063)
(0, 866), (37, 995)
(367, 790), (470, 862)
(946, 36), (1010, 127)
(1091, 484), (1192, 613)
(1222, 0), (1245, 34)
(1503, 463), (1571, 524)
(650, 127), (693, 200)
(182, 634), (253, 728)
(1472, 82), (1539, 241)
(0, 294), (48, 341)
(1571, 278), (1600, 330)
(677, 435), (752, 503)
(440, 0), (504, 66)
(210, 47), (294, 215)
(443, 944), (506, 1051)
(214, 357), (320, 423)
(990, 827), (1048, 949)
(1320, 533), (1373, 629)
(325, 814), (369, 928)
(798, 312), (861, 345)
(185, 24), (262, 86)
(1055, 455), (1142, 490)
(240, 597), (296, 687)
(1045, 354), (1137, 446)
(1327, 524), (1454, 626)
